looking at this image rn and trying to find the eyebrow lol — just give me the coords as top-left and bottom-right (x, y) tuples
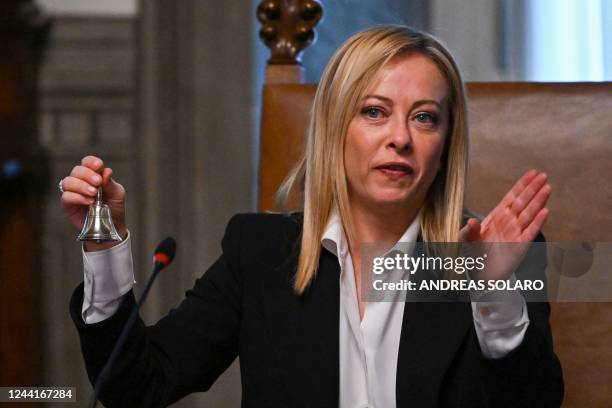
(363, 94), (443, 110)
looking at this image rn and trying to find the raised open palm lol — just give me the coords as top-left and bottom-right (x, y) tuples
(459, 169), (551, 281)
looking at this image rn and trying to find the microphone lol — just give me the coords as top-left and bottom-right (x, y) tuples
(153, 237), (176, 271)
(88, 237), (176, 408)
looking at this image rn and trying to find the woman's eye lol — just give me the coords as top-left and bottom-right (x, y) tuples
(361, 106), (384, 119)
(415, 112), (438, 125)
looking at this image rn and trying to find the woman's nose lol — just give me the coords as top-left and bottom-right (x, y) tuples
(388, 120), (412, 151)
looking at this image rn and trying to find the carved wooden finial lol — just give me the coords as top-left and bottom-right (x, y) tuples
(257, 0), (323, 66)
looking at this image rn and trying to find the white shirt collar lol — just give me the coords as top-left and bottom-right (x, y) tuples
(321, 206), (422, 269)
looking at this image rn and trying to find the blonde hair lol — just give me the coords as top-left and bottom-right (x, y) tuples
(277, 26), (469, 295)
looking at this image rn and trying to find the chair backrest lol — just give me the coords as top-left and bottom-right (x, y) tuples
(259, 81), (612, 406)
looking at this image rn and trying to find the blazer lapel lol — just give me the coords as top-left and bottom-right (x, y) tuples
(264, 245), (340, 407)
(395, 300), (472, 406)
(395, 235), (473, 407)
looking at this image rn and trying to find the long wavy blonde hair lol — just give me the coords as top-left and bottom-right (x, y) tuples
(277, 26), (469, 295)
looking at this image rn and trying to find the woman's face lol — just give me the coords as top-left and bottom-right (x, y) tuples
(344, 53), (450, 213)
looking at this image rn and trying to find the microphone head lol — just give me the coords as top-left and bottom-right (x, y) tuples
(153, 237), (176, 267)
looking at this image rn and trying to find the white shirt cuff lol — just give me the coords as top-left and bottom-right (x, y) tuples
(81, 230), (135, 324)
(470, 276), (530, 359)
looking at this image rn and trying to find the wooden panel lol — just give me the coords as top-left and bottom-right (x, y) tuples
(0, 1), (49, 400)
(0, 204), (39, 388)
(0, 63), (21, 120)
(258, 83), (316, 211)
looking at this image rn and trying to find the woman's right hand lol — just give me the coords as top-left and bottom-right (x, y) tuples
(60, 155), (128, 251)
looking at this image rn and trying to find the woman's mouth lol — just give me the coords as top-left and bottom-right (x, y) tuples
(375, 163), (413, 180)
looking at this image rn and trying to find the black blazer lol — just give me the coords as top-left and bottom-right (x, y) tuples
(69, 212), (564, 407)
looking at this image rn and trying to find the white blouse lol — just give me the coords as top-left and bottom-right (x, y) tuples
(321, 209), (528, 408)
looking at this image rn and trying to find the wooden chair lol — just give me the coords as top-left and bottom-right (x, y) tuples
(257, 2), (612, 406)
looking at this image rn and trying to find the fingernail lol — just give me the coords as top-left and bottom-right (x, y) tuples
(92, 175), (101, 184)
(87, 186), (96, 194)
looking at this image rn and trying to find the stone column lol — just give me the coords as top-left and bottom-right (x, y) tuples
(429, 0), (506, 81)
(137, 1), (257, 406)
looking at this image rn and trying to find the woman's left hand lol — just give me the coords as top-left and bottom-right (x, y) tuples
(459, 169), (552, 281)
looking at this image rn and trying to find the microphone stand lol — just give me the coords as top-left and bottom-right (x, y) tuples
(88, 259), (170, 408)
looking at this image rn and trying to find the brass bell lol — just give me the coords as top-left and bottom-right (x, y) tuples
(76, 188), (123, 243)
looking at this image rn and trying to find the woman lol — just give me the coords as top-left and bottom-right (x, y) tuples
(61, 26), (563, 407)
